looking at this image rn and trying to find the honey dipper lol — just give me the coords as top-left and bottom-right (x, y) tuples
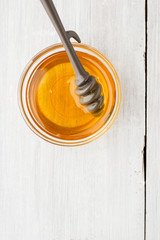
(40, 0), (104, 113)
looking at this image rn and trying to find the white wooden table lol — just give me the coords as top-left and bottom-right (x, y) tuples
(0, 0), (159, 239)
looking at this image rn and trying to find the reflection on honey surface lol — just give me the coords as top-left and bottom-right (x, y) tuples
(28, 51), (116, 140)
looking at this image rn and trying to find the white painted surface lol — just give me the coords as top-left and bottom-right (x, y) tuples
(147, 0), (160, 239)
(0, 0), (145, 240)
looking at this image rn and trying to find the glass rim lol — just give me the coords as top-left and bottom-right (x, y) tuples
(18, 43), (122, 146)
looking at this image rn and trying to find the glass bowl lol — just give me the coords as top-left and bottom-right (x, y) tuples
(18, 43), (122, 146)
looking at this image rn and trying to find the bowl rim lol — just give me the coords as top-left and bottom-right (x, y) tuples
(18, 43), (122, 146)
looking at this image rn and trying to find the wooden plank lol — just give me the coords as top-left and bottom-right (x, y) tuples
(147, 0), (160, 239)
(0, 0), (145, 239)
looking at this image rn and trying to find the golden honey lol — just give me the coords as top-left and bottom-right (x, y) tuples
(27, 50), (116, 140)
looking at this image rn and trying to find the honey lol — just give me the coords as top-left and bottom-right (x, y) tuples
(27, 50), (116, 140)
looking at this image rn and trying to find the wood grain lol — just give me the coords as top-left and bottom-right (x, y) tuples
(147, 0), (160, 239)
(0, 0), (145, 239)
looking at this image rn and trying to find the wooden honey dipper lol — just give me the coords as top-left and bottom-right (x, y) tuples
(40, 0), (104, 113)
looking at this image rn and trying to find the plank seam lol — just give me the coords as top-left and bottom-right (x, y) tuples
(144, 0), (148, 239)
